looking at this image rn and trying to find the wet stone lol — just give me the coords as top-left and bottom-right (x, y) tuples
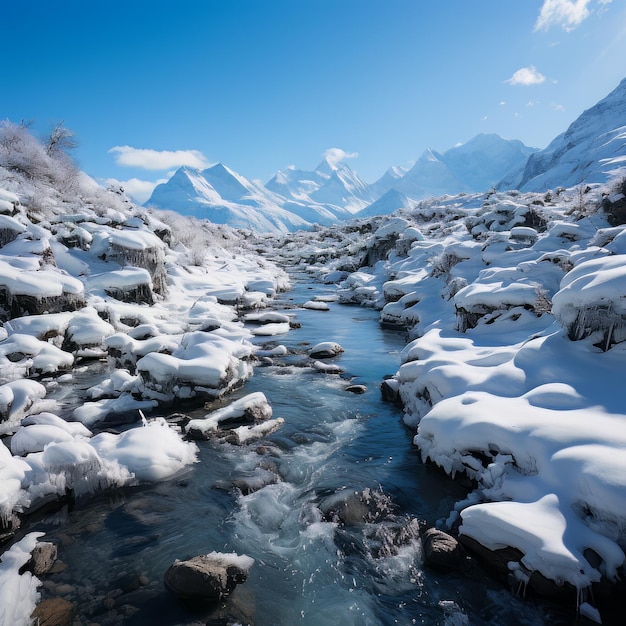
(164, 552), (254, 602)
(345, 384), (367, 394)
(422, 528), (462, 571)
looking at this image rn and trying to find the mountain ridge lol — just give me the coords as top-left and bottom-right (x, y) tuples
(144, 78), (626, 231)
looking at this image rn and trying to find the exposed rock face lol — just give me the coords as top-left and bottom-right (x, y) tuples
(164, 552), (254, 602)
(422, 528), (462, 570)
(0, 289), (85, 321)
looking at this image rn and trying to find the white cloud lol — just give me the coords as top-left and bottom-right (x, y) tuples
(551, 102), (566, 111)
(534, 0), (594, 32)
(108, 146), (211, 171)
(323, 148), (359, 168)
(104, 177), (167, 203)
(499, 101), (507, 106)
(505, 66), (546, 86)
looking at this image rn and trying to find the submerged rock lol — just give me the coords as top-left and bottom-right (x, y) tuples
(164, 552), (254, 602)
(31, 597), (74, 626)
(346, 384), (367, 394)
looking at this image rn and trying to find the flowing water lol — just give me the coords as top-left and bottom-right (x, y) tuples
(30, 274), (572, 625)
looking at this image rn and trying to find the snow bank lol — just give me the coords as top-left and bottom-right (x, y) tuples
(0, 533), (43, 626)
(91, 418), (198, 481)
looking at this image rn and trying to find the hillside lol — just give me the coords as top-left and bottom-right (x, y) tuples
(506, 78), (626, 192)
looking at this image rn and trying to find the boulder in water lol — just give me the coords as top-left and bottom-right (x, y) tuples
(309, 341), (344, 359)
(320, 488), (394, 525)
(164, 552), (254, 602)
(422, 528), (462, 571)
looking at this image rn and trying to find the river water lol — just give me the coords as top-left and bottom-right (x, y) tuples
(30, 274), (572, 625)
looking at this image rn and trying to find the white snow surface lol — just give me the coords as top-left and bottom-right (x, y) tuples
(0, 532), (43, 626)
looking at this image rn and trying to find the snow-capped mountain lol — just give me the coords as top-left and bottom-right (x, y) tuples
(505, 77), (626, 192)
(358, 188), (412, 218)
(444, 133), (537, 191)
(368, 165), (409, 199)
(361, 134), (536, 216)
(266, 156), (373, 215)
(394, 148), (473, 199)
(145, 164), (311, 233)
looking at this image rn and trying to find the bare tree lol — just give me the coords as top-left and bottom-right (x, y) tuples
(46, 121), (77, 156)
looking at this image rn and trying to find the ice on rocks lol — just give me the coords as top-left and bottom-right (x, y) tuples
(0, 380), (47, 434)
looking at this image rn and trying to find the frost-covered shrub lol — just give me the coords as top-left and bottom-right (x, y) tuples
(0, 120), (78, 191)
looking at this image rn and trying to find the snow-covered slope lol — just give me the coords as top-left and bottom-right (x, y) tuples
(507, 78), (626, 192)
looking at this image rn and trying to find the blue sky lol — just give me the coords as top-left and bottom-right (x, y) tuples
(2, 0), (625, 202)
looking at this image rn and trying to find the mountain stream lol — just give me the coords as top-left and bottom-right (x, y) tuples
(30, 274), (572, 626)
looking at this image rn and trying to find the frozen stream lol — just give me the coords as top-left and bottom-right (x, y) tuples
(30, 274), (571, 625)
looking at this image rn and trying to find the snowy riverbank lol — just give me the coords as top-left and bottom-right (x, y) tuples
(0, 160), (290, 624)
(268, 179), (626, 622)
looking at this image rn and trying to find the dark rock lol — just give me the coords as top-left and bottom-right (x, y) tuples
(422, 528), (462, 571)
(164, 552), (254, 602)
(31, 597), (74, 626)
(459, 534), (524, 578)
(459, 534), (574, 600)
(367, 517), (421, 559)
(380, 378), (401, 403)
(320, 488), (394, 525)
(165, 412), (191, 428)
(346, 384), (367, 394)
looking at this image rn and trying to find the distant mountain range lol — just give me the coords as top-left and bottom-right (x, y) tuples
(145, 78), (626, 232)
